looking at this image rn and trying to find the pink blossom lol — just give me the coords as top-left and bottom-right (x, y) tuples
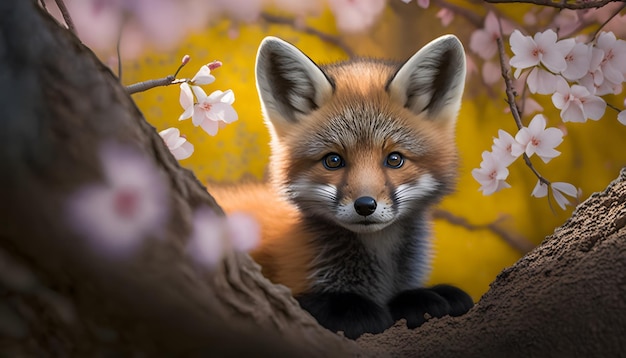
(531, 180), (578, 210)
(436, 8), (454, 27)
(551, 81), (606, 123)
(186, 207), (227, 268)
(469, 12), (513, 60)
(561, 42), (592, 81)
(159, 127), (194, 160)
(509, 29), (575, 76)
(178, 82), (194, 120)
(191, 65), (215, 86)
(526, 67), (560, 94)
(491, 129), (522, 166)
(190, 87), (238, 136)
(472, 151), (511, 195)
(618, 110), (626, 125)
(66, 143), (169, 257)
(417, 0), (430, 8)
(186, 208), (260, 269)
(178, 83), (238, 136)
(512, 114), (564, 163)
(595, 32), (626, 86)
(482, 61), (501, 85)
(328, 0), (386, 33)
(226, 212), (260, 252)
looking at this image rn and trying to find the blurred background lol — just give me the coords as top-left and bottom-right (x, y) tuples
(46, 0), (626, 301)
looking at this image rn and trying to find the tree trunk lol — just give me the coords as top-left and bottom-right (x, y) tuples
(0, 1), (624, 357)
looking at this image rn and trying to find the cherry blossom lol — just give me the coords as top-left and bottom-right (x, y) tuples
(491, 129), (522, 166)
(551, 81), (606, 123)
(482, 61), (501, 85)
(401, 0), (430, 8)
(328, 0), (386, 33)
(187, 207), (226, 268)
(159, 127), (194, 160)
(66, 143), (169, 257)
(178, 83), (238, 136)
(561, 42), (592, 81)
(190, 64), (215, 86)
(618, 110), (626, 125)
(511, 114), (564, 163)
(472, 151), (511, 195)
(532, 180), (578, 210)
(178, 82), (194, 120)
(436, 8), (454, 27)
(595, 32), (626, 86)
(186, 207), (260, 269)
(470, 12), (513, 61)
(509, 29), (575, 77)
(526, 66), (560, 95)
(190, 87), (238, 136)
(225, 212), (260, 252)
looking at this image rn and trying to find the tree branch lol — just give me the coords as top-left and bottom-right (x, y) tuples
(52, 0), (75, 35)
(483, 0), (623, 10)
(259, 12), (355, 58)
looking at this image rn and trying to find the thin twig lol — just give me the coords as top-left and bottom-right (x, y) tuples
(260, 12), (355, 58)
(495, 20), (552, 187)
(484, 0), (622, 10)
(53, 0), (76, 35)
(126, 76), (178, 94)
(432, 0), (484, 27)
(116, 14), (129, 81)
(433, 209), (536, 253)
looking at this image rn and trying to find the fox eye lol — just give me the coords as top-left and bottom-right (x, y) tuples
(323, 153), (344, 170)
(385, 152), (404, 168)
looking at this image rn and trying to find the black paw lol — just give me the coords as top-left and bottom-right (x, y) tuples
(297, 292), (394, 339)
(430, 284), (474, 317)
(388, 285), (473, 329)
(388, 288), (451, 329)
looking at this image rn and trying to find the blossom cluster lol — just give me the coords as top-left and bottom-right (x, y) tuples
(472, 114), (578, 209)
(158, 58), (238, 161)
(509, 30), (625, 124)
(66, 143), (258, 263)
(468, 9), (626, 209)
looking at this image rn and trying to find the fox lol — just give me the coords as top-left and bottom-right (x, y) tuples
(209, 35), (473, 339)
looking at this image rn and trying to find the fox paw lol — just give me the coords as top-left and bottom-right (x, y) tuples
(297, 291), (394, 339)
(388, 285), (473, 329)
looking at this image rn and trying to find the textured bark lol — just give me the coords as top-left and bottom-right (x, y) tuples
(1, 1), (625, 357)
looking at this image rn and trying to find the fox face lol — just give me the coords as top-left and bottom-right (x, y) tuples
(255, 36), (466, 235)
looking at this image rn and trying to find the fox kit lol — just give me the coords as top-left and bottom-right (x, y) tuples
(210, 35), (473, 339)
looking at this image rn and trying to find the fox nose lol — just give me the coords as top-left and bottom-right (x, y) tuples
(354, 196), (377, 216)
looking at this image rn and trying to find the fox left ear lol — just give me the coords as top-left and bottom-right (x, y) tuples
(386, 35), (466, 124)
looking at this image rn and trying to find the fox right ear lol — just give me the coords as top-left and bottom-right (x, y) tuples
(387, 35), (466, 125)
(255, 37), (334, 135)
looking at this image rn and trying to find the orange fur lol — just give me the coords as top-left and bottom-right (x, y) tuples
(209, 183), (313, 295)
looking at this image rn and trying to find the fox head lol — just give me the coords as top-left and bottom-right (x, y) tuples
(255, 36), (466, 233)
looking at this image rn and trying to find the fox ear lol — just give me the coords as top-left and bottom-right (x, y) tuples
(387, 35), (466, 124)
(255, 37), (334, 134)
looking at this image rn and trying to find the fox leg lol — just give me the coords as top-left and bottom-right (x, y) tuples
(388, 285), (473, 329)
(297, 292), (395, 340)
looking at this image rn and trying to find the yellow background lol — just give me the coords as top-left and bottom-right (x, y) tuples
(122, 3), (626, 300)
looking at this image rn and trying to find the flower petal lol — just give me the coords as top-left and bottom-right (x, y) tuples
(191, 65), (215, 85)
(531, 179), (548, 198)
(179, 82), (194, 110)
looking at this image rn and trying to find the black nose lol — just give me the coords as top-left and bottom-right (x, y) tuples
(354, 196), (377, 216)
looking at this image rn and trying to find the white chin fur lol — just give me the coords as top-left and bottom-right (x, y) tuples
(336, 220), (393, 234)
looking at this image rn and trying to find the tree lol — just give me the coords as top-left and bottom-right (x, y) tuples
(1, 1), (625, 356)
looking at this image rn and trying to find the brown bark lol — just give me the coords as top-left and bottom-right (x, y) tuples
(0, 1), (625, 357)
